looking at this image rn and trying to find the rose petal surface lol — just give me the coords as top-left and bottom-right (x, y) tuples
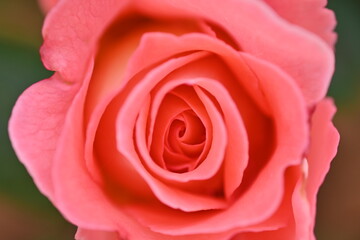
(134, 0), (334, 106)
(264, 0), (337, 47)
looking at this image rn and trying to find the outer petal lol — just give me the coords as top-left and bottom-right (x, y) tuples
(240, 99), (339, 240)
(134, 0), (334, 106)
(231, 166), (301, 240)
(292, 171), (312, 240)
(75, 228), (121, 240)
(40, 0), (131, 82)
(306, 98), (339, 239)
(263, 0), (337, 47)
(50, 61), (120, 230)
(8, 74), (78, 199)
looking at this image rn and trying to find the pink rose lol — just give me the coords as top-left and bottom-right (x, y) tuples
(9, 0), (339, 239)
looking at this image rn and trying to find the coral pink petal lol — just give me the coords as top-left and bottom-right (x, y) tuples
(147, 94), (192, 169)
(51, 73), (117, 229)
(95, 96), (155, 200)
(8, 74), (78, 200)
(241, 165), (316, 240)
(306, 98), (340, 237)
(263, 0), (337, 47)
(40, 0), (131, 81)
(147, 82), (212, 170)
(134, 0), (334, 106)
(194, 80), (249, 198)
(229, 166), (300, 240)
(292, 175), (312, 240)
(75, 228), (121, 240)
(170, 87), (213, 165)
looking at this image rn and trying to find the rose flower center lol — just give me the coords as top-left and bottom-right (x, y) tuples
(164, 110), (206, 173)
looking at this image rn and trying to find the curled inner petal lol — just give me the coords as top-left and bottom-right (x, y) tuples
(164, 110), (206, 173)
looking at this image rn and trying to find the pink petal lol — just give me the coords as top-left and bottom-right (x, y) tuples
(194, 81), (249, 198)
(94, 95), (154, 200)
(306, 98), (340, 238)
(146, 93), (199, 169)
(263, 0), (337, 47)
(8, 74), (78, 200)
(134, 0), (334, 106)
(75, 228), (121, 240)
(291, 173), (312, 240)
(51, 69), (117, 230)
(230, 166), (300, 240)
(40, 0), (131, 81)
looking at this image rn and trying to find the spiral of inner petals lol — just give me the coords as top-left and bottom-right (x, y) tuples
(164, 109), (206, 172)
(149, 87), (208, 173)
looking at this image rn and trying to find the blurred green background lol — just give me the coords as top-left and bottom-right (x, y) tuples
(0, 0), (359, 239)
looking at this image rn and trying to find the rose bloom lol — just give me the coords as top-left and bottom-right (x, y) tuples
(9, 0), (339, 239)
